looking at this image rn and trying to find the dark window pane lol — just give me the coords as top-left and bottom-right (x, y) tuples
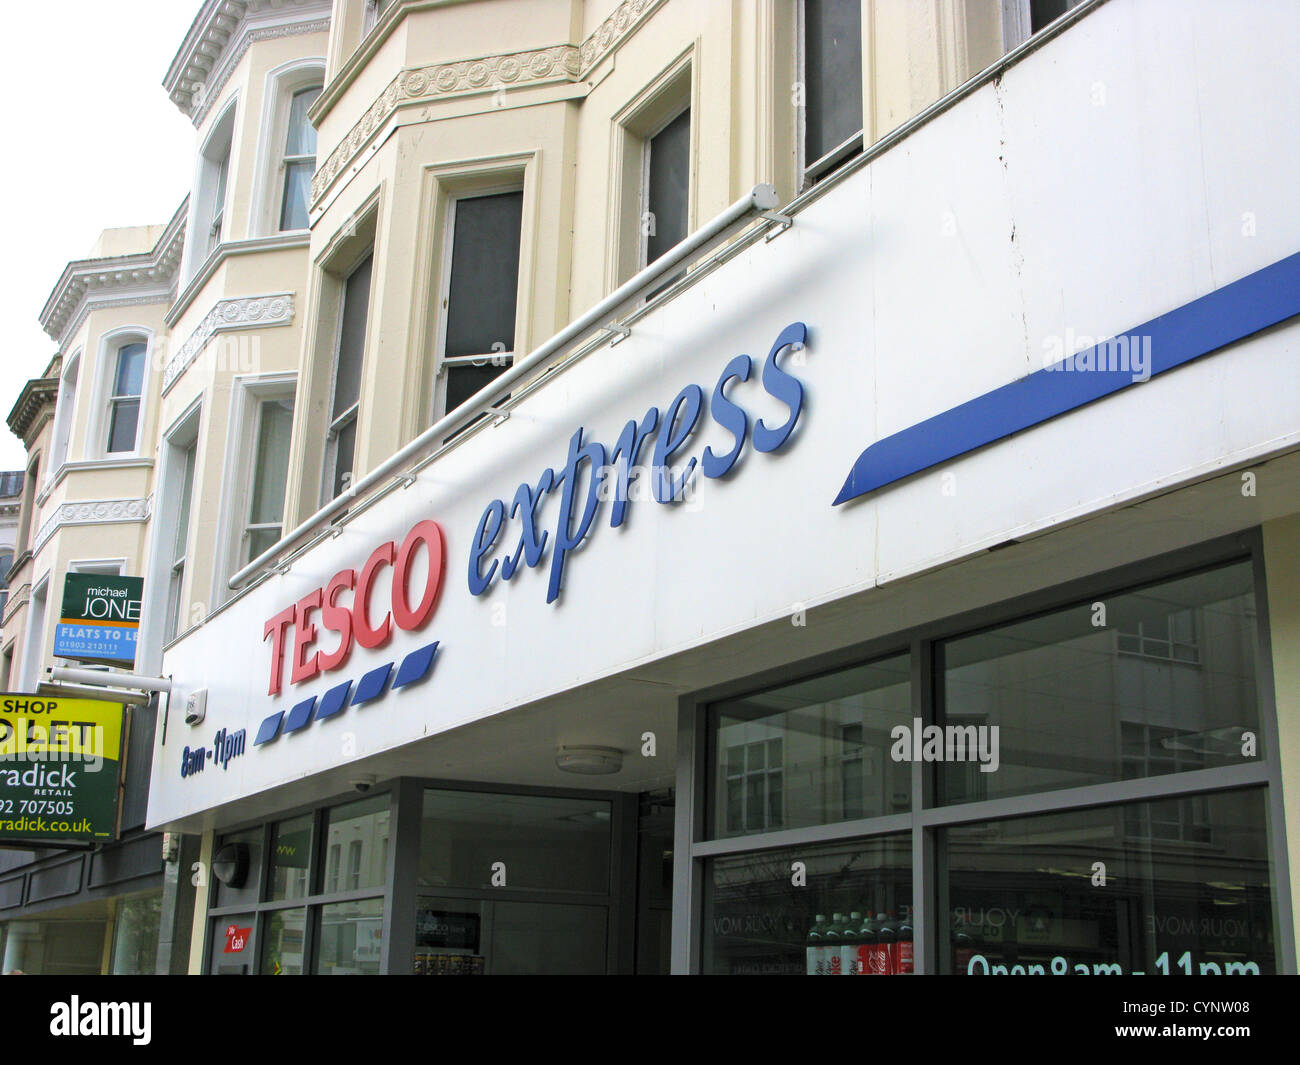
(707, 654), (912, 839)
(213, 828), (262, 909)
(939, 561), (1260, 805)
(106, 399), (140, 453)
(419, 789), (611, 895)
(646, 109), (690, 266)
(331, 416), (356, 499)
(804, 0), (863, 165)
(445, 361), (510, 416)
(314, 898), (383, 975)
(261, 908), (306, 975)
(945, 791), (1276, 975)
(280, 161), (314, 231)
(114, 342), (147, 396)
(1031, 0), (1073, 33)
(444, 191), (523, 358)
(333, 254), (372, 419)
(415, 897), (606, 975)
(324, 794), (390, 893)
(703, 835), (911, 975)
(268, 814), (312, 901)
(247, 527), (280, 564)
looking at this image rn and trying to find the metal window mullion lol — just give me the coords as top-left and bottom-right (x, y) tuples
(690, 811), (913, 859)
(913, 637), (934, 974)
(914, 762), (1271, 831)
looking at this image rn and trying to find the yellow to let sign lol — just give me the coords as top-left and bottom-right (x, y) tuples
(0, 694), (126, 843)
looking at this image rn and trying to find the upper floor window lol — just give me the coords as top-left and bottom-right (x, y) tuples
(801, 0), (864, 186)
(1003, 0), (1088, 50)
(245, 396), (294, 563)
(279, 86), (322, 231)
(642, 107), (690, 298)
(189, 99), (238, 274)
(0, 550), (13, 615)
(49, 352), (80, 473)
(436, 190), (523, 419)
(323, 252), (373, 503)
(363, 0), (395, 35)
(106, 341), (146, 454)
(165, 440), (197, 644)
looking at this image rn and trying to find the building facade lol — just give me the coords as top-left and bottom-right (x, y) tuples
(4, 0), (1299, 976)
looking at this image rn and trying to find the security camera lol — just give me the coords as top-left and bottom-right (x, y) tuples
(351, 774), (377, 793)
(184, 689), (208, 726)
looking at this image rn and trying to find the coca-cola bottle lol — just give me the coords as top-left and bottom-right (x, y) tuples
(825, 913), (846, 975)
(806, 915), (827, 976)
(895, 911), (914, 974)
(870, 913), (894, 975)
(841, 912), (863, 975)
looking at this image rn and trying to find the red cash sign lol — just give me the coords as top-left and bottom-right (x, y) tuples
(263, 519), (446, 696)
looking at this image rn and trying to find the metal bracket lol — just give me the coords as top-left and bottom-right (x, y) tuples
(761, 210), (793, 241)
(492, 411), (511, 428)
(603, 323), (632, 346)
(395, 473), (416, 489)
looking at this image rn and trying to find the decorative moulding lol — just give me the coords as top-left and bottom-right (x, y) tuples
(311, 0), (665, 207)
(32, 497), (152, 556)
(162, 293), (296, 396)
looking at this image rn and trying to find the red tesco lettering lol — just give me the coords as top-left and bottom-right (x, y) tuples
(264, 520), (445, 695)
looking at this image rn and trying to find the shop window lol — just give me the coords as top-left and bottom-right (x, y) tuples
(708, 654), (912, 839)
(278, 85), (322, 231)
(419, 789), (612, 896)
(322, 251), (372, 504)
(105, 341), (146, 454)
(261, 908), (306, 975)
(943, 790), (1275, 974)
(800, 0), (864, 187)
(326, 794), (389, 893)
(435, 190), (523, 420)
(938, 561), (1259, 805)
(703, 835), (912, 975)
(269, 815), (313, 901)
(1117, 608), (1200, 664)
(414, 898), (607, 976)
(109, 891), (162, 975)
(314, 897), (384, 975)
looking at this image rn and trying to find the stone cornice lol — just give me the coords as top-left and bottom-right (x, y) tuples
(40, 200), (188, 348)
(164, 0), (332, 124)
(311, 0), (665, 208)
(167, 231), (311, 326)
(6, 378), (58, 445)
(163, 292), (296, 395)
(32, 497), (152, 557)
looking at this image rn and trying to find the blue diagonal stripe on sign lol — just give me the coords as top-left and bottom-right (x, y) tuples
(315, 680), (352, 721)
(254, 711), (284, 746)
(833, 251), (1300, 506)
(351, 662), (394, 706)
(283, 696), (317, 734)
(393, 641), (439, 689)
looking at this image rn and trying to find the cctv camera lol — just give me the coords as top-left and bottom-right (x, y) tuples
(351, 774), (377, 793)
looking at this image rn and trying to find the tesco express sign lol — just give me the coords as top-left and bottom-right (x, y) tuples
(260, 321), (810, 697)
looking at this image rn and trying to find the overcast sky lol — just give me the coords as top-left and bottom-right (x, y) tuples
(0, 1), (199, 471)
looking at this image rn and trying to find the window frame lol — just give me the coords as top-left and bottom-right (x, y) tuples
(252, 60), (326, 237)
(181, 95), (239, 283)
(321, 249), (374, 507)
(213, 372), (297, 602)
(676, 531), (1291, 974)
(431, 183), (527, 423)
(797, 0), (866, 191)
(90, 329), (154, 461)
(48, 350), (81, 477)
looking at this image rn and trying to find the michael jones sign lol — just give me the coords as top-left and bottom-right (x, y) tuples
(53, 573), (143, 666)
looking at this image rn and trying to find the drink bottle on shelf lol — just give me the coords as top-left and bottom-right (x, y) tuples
(806, 915), (827, 975)
(869, 913), (894, 975)
(855, 910), (876, 976)
(895, 911), (914, 974)
(826, 913), (845, 975)
(841, 912), (863, 975)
